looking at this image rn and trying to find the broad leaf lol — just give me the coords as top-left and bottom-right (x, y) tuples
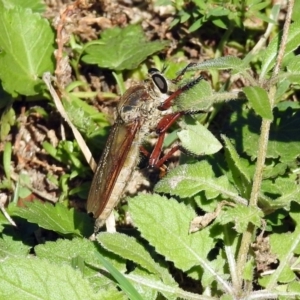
(97, 232), (177, 288)
(12, 201), (93, 237)
(128, 194), (233, 293)
(0, 257), (101, 300)
(0, 6), (54, 96)
(82, 25), (168, 71)
(0, 235), (30, 259)
(155, 161), (247, 205)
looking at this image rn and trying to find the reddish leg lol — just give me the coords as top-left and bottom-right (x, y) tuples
(147, 70), (204, 169)
(149, 112), (183, 168)
(159, 75), (203, 110)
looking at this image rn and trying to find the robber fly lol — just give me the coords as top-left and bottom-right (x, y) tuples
(87, 67), (203, 231)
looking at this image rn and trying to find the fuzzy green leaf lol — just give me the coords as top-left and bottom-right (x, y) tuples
(174, 78), (213, 112)
(0, 6), (54, 96)
(0, 257), (101, 300)
(243, 86), (273, 120)
(177, 123), (222, 155)
(82, 25), (168, 71)
(12, 201), (93, 237)
(155, 161), (247, 205)
(128, 194), (232, 292)
(218, 204), (263, 233)
(181, 56), (244, 73)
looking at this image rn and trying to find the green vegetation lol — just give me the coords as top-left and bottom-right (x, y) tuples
(0, 0), (300, 299)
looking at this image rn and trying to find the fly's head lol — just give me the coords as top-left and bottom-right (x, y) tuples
(117, 68), (170, 124)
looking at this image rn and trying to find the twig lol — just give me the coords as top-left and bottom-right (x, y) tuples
(42, 73), (97, 171)
(0, 193), (17, 227)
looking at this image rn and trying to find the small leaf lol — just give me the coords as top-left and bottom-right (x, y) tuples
(82, 25), (168, 71)
(243, 86), (273, 120)
(0, 6), (55, 96)
(12, 201), (93, 237)
(177, 123), (222, 155)
(0, 106), (15, 141)
(181, 56), (244, 73)
(218, 204), (263, 233)
(0, 257), (101, 300)
(155, 161), (247, 205)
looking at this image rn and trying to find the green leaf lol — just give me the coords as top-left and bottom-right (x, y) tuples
(0, 6), (54, 96)
(1, 106), (15, 141)
(155, 161), (247, 205)
(1, 0), (46, 13)
(64, 94), (108, 141)
(95, 252), (144, 300)
(261, 177), (300, 210)
(292, 0), (300, 22)
(35, 238), (126, 275)
(260, 21), (300, 81)
(218, 204), (263, 233)
(0, 257), (101, 300)
(97, 232), (177, 288)
(12, 201), (93, 237)
(3, 141), (12, 180)
(226, 104), (300, 163)
(268, 223), (300, 285)
(98, 233), (161, 275)
(243, 86), (273, 120)
(177, 123), (222, 155)
(181, 56), (244, 73)
(222, 135), (252, 183)
(128, 194), (232, 293)
(286, 55), (300, 73)
(174, 78), (213, 112)
(0, 235), (31, 259)
(82, 25), (168, 71)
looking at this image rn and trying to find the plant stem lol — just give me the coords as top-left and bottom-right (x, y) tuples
(235, 0), (294, 290)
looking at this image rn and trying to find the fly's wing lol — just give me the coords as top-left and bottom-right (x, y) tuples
(87, 121), (140, 218)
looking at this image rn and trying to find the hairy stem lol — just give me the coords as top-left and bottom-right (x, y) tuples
(236, 0), (294, 290)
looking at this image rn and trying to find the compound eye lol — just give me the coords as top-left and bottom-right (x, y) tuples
(148, 68), (168, 94)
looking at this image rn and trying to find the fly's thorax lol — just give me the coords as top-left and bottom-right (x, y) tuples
(117, 82), (166, 124)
